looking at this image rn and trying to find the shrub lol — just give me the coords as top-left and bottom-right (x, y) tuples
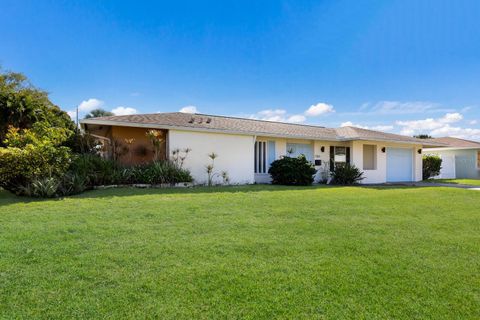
(0, 143), (72, 191)
(69, 154), (120, 186)
(331, 163), (364, 185)
(268, 155), (317, 186)
(57, 173), (87, 196)
(137, 161), (193, 184)
(68, 154), (193, 187)
(0, 124), (73, 192)
(18, 177), (61, 198)
(423, 154), (442, 180)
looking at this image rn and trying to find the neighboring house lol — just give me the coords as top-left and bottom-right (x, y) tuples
(81, 112), (442, 184)
(424, 137), (480, 179)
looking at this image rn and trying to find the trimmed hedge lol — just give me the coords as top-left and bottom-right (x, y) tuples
(268, 155), (317, 186)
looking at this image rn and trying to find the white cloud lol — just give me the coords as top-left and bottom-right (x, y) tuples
(67, 110), (76, 120)
(441, 112), (463, 123)
(305, 102), (335, 117)
(469, 120), (478, 125)
(395, 112), (480, 139)
(341, 121), (394, 132)
(396, 112), (463, 135)
(430, 125), (480, 140)
(370, 101), (449, 114)
(253, 109), (287, 122)
(179, 105), (198, 114)
(249, 102), (334, 124)
(78, 98), (104, 112)
(112, 106), (137, 116)
(249, 109), (307, 123)
(341, 121), (356, 127)
(287, 114), (307, 123)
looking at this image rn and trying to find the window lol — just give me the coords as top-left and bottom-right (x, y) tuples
(254, 141), (267, 173)
(329, 146), (351, 171)
(334, 147), (347, 163)
(286, 143), (313, 162)
(254, 141), (276, 174)
(363, 144), (377, 170)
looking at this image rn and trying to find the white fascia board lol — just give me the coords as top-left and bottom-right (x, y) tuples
(424, 147), (480, 151)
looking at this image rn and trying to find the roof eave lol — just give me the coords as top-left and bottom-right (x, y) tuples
(424, 146), (480, 151)
(338, 137), (445, 147)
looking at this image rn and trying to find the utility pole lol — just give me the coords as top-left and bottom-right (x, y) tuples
(76, 106), (79, 132)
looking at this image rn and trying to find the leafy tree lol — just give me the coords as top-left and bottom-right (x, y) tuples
(414, 134), (433, 139)
(84, 108), (114, 119)
(0, 68), (75, 145)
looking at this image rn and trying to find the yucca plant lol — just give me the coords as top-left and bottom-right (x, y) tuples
(330, 163), (364, 185)
(19, 177), (60, 198)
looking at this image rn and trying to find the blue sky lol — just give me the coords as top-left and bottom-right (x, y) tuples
(1, 0), (480, 139)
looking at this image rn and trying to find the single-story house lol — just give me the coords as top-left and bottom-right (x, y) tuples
(424, 137), (480, 179)
(81, 112), (443, 184)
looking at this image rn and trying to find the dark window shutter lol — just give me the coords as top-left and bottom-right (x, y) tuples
(330, 146), (335, 172)
(346, 147), (351, 164)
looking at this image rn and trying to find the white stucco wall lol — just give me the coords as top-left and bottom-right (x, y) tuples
(350, 141), (422, 183)
(255, 137), (317, 183)
(168, 130), (255, 185)
(168, 130), (423, 185)
(258, 138), (349, 183)
(425, 148), (480, 179)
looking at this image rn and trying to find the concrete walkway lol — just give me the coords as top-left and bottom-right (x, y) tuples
(401, 182), (480, 190)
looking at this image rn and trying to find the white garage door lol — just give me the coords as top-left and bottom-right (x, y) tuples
(386, 148), (413, 182)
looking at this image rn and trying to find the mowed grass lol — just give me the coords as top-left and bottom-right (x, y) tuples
(1, 185), (479, 319)
(426, 178), (480, 186)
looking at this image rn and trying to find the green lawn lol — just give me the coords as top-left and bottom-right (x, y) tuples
(1, 185), (479, 319)
(425, 178), (480, 186)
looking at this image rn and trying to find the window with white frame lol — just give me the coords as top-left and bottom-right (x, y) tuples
(254, 141), (267, 173)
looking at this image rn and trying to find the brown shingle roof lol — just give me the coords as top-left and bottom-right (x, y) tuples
(335, 126), (433, 144)
(82, 112), (339, 140)
(81, 112), (445, 145)
(428, 137), (480, 148)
